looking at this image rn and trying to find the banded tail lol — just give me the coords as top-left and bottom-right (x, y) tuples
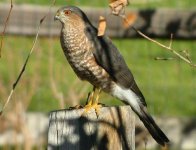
(135, 106), (170, 146)
(111, 84), (170, 146)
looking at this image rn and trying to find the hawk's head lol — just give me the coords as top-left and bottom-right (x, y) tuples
(54, 6), (89, 26)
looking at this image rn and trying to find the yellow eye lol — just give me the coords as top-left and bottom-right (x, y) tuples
(64, 10), (72, 15)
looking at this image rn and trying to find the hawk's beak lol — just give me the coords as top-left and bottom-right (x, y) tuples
(54, 11), (60, 21)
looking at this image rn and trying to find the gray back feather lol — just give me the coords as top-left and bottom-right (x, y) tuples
(66, 6), (146, 106)
(84, 23), (146, 105)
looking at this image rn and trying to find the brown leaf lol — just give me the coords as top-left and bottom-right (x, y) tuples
(109, 0), (129, 15)
(123, 12), (137, 28)
(97, 16), (106, 36)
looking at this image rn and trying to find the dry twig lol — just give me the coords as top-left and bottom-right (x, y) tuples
(130, 24), (196, 67)
(154, 57), (174, 61)
(0, 0), (56, 116)
(0, 0), (13, 57)
(109, 0), (196, 67)
(123, 12), (137, 28)
(49, 46), (65, 109)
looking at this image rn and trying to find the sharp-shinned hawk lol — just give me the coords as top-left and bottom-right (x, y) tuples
(54, 6), (169, 146)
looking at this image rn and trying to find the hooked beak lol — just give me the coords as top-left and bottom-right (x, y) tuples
(54, 11), (60, 21)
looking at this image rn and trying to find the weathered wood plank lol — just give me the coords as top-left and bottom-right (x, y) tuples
(0, 3), (195, 39)
(47, 106), (135, 150)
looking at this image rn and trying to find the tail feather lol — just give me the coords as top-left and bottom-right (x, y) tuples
(111, 84), (169, 146)
(134, 107), (170, 146)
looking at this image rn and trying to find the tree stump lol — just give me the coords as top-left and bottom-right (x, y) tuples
(47, 106), (135, 150)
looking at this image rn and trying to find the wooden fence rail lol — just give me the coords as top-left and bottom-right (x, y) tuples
(47, 106), (135, 150)
(0, 3), (195, 38)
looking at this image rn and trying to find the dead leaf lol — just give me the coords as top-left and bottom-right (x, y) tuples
(123, 12), (137, 28)
(97, 16), (106, 36)
(109, 0), (129, 15)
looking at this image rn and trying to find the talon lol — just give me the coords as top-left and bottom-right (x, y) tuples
(82, 87), (103, 117)
(93, 103), (102, 118)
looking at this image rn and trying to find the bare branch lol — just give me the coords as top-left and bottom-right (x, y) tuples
(0, 0), (56, 116)
(132, 26), (196, 67)
(122, 15), (196, 67)
(109, 0), (195, 67)
(168, 34), (173, 49)
(0, 0), (13, 57)
(154, 57), (174, 61)
(49, 47), (65, 109)
(0, 24), (41, 116)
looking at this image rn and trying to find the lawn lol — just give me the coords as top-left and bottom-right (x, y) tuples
(0, 36), (195, 116)
(1, 0), (196, 8)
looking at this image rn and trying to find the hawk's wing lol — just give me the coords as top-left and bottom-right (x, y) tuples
(85, 25), (146, 105)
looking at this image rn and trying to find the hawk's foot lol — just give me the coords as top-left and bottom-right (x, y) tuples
(83, 87), (103, 117)
(83, 103), (103, 118)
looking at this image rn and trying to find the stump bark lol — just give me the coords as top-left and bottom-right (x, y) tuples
(47, 106), (135, 150)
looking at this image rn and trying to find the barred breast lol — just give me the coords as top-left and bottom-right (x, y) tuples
(60, 26), (114, 92)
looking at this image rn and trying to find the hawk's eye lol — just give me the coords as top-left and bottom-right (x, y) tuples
(64, 10), (72, 15)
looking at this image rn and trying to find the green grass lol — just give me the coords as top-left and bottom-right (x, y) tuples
(0, 36), (195, 116)
(1, 0), (196, 8)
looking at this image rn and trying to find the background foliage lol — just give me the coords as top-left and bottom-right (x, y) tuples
(0, 0), (195, 117)
(0, 36), (195, 116)
(1, 0), (196, 8)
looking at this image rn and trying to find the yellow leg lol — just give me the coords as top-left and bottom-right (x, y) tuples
(83, 89), (95, 112)
(93, 88), (102, 117)
(85, 86), (96, 105)
(95, 88), (101, 104)
(69, 88), (102, 111)
(83, 87), (102, 117)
